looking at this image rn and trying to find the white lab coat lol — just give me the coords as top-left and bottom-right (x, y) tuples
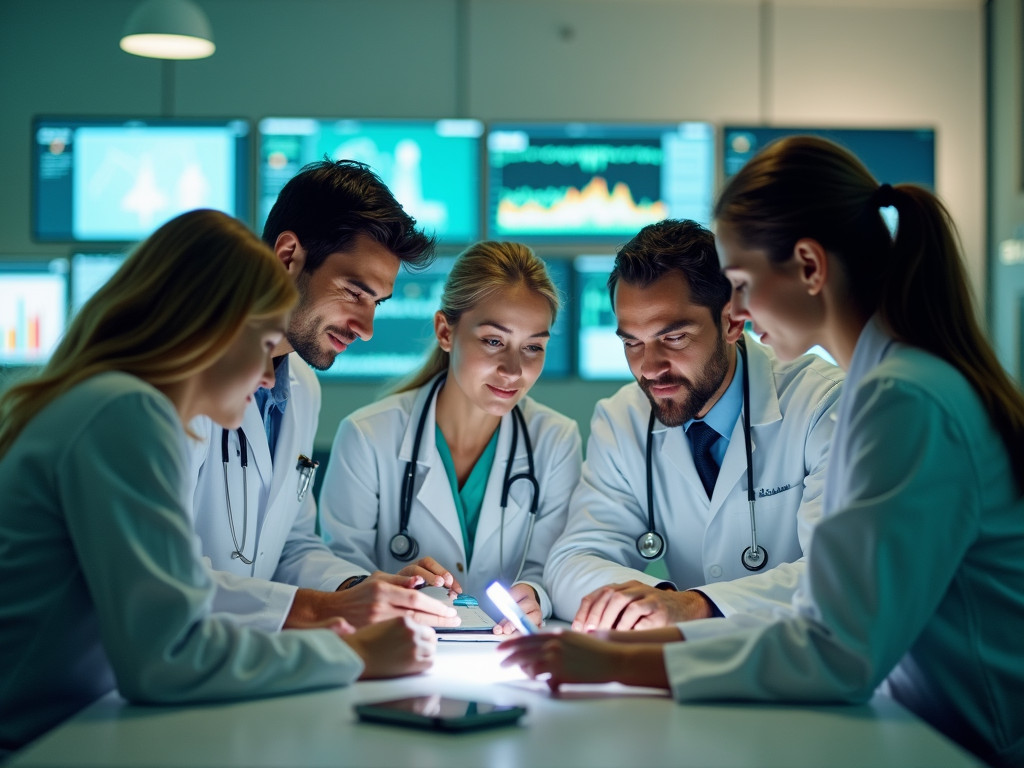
(545, 334), (843, 621)
(319, 376), (582, 622)
(662, 317), (1024, 768)
(0, 373), (363, 754)
(187, 353), (365, 632)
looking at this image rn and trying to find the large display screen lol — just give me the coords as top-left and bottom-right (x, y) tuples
(487, 122), (714, 243)
(33, 117), (250, 242)
(258, 118), (483, 244)
(574, 255), (632, 381)
(71, 252), (128, 315)
(723, 127), (935, 188)
(0, 260), (68, 366)
(319, 256), (571, 380)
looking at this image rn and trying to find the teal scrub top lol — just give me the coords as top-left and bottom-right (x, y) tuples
(434, 424), (499, 564)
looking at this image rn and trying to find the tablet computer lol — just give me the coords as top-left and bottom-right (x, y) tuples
(419, 586), (497, 633)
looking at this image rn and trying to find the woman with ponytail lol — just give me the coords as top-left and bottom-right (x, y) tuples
(0, 211), (434, 757)
(319, 242), (582, 633)
(499, 137), (1024, 768)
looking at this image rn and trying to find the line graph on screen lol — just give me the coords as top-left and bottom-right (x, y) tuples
(496, 177), (667, 234)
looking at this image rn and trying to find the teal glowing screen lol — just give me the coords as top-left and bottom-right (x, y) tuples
(258, 118), (483, 244)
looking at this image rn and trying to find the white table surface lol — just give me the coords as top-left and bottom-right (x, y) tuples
(8, 641), (978, 768)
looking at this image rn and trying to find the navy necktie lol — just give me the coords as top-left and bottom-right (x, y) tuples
(687, 421), (720, 499)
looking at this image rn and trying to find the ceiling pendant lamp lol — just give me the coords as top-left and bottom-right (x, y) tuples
(120, 0), (215, 60)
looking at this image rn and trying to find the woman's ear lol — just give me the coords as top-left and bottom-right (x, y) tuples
(434, 311), (454, 353)
(793, 238), (829, 297)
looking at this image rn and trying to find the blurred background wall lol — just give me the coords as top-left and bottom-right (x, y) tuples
(0, 0), (991, 449)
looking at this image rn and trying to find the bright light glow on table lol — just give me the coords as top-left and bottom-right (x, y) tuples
(428, 643), (528, 685)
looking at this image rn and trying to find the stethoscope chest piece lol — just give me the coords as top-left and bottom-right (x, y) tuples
(741, 545), (768, 571)
(389, 532), (419, 562)
(637, 531), (665, 561)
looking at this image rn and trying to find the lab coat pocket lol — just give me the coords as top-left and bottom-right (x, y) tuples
(744, 482), (802, 513)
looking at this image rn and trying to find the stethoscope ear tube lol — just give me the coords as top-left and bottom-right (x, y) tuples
(500, 406), (540, 583)
(637, 410), (665, 561)
(737, 337), (767, 572)
(392, 375), (448, 562)
(221, 427), (253, 565)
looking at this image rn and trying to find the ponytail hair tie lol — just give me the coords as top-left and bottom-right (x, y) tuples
(873, 183), (897, 208)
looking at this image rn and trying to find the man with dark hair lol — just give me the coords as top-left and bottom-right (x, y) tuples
(187, 160), (463, 633)
(545, 219), (844, 632)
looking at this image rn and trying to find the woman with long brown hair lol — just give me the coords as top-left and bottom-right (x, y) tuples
(0, 210), (434, 757)
(499, 138), (1024, 768)
(319, 241), (582, 633)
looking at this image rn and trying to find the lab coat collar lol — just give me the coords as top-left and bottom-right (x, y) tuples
(742, 333), (783, 427)
(660, 425), (707, 501)
(709, 414), (755, 517)
(844, 314), (896, 396)
(398, 376), (444, 467)
(240, 398), (273, 490)
(823, 315), (896, 516)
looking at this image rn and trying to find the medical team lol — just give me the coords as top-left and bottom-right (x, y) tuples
(0, 139), (1021, 767)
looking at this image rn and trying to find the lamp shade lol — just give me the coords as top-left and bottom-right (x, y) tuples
(120, 0), (215, 60)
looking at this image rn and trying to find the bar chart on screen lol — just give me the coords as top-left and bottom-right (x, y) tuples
(0, 262), (68, 366)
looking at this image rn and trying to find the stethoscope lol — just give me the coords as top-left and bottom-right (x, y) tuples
(390, 374), (540, 584)
(636, 336), (768, 572)
(220, 427), (319, 568)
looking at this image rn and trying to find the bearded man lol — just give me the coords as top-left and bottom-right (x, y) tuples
(544, 219), (844, 630)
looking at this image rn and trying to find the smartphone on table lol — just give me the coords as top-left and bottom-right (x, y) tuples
(355, 696), (526, 732)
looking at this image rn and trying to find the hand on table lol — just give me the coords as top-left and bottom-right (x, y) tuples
(572, 581), (715, 631)
(284, 580), (461, 630)
(389, 557), (462, 595)
(342, 616), (437, 679)
(493, 583), (542, 635)
(497, 630), (670, 692)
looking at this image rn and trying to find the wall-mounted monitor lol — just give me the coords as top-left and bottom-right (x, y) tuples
(0, 260), (68, 366)
(487, 122), (714, 244)
(71, 252), (128, 315)
(574, 255), (632, 381)
(722, 127), (935, 188)
(258, 118), (483, 244)
(33, 117), (250, 243)
(318, 256), (571, 381)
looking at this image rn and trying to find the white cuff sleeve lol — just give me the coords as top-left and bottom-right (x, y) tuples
(208, 567), (299, 633)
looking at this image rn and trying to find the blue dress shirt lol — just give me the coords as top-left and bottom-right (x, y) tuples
(253, 355), (290, 460)
(683, 352), (744, 469)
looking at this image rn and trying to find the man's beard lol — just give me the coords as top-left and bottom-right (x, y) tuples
(639, 335), (730, 428)
(286, 278), (356, 372)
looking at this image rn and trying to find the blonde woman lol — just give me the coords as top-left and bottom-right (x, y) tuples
(319, 242), (582, 633)
(0, 210), (434, 756)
